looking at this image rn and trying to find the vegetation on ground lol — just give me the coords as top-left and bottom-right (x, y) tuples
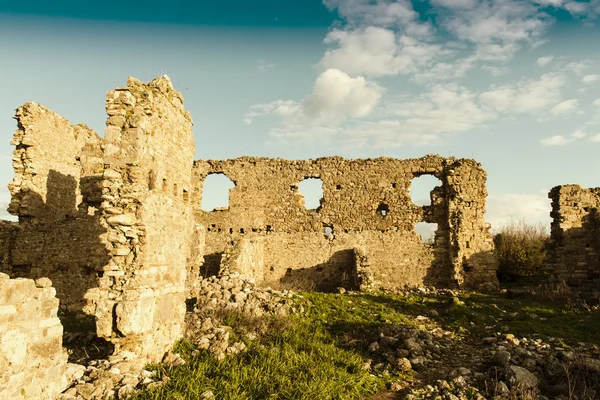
(130, 287), (600, 400)
(493, 219), (549, 281)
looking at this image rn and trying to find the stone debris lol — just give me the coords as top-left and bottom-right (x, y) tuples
(57, 271), (305, 399)
(371, 318), (600, 399)
(186, 271), (304, 360)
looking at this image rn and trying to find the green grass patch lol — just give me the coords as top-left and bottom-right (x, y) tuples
(442, 292), (600, 345)
(130, 290), (600, 399)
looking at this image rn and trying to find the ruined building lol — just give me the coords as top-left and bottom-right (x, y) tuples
(547, 185), (600, 288)
(0, 76), (499, 397)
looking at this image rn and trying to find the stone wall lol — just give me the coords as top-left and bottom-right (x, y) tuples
(548, 185), (600, 285)
(0, 273), (68, 399)
(1, 103), (108, 312)
(193, 156), (496, 290)
(83, 76), (196, 362)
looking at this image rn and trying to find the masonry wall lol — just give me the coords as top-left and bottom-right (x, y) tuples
(548, 185), (600, 285)
(0, 274), (68, 400)
(193, 156), (496, 290)
(83, 76), (196, 362)
(2, 103), (108, 312)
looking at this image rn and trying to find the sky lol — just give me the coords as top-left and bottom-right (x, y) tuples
(1, 0), (600, 237)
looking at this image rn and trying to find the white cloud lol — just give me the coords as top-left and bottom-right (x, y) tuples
(323, 0), (419, 27)
(486, 192), (552, 232)
(536, 55), (553, 66)
(342, 84), (494, 147)
(302, 68), (384, 119)
(540, 135), (572, 146)
(550, 98), (579, 116)
(571, 129), (587, 139)
(582, 74), (600, 83)
(480, 73), (567, 113)
(320, 27), (442, 77)
(593, 98), (600, 107)
(433, 0), (552, 60)
(244, 68), (383, 136)
(565, 60), (591, 75)
(481, 65), (510, 76)
(564, 1), (589, 14)
(540, 129), (600, 146)
(534, 0), (565, 7)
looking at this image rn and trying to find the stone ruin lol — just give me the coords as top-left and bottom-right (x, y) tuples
(547, 184), (600, 289)
(0, 75), (500, 398)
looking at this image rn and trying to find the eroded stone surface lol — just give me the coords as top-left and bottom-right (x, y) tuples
(547, 185), (600, 289)
(0, 273), (68, 399)
(194, 156), (497, 290)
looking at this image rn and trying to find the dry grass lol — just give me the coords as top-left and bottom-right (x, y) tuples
(493, 219), (549, 281)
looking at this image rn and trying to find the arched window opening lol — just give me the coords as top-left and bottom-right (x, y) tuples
(297, 178), (324, 210)
(410, 175), (442, 206)
(201, 173), (235, 212)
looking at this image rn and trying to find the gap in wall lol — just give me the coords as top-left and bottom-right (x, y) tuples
(414, 222), (438, 244)
(298, 178), (324, 210)
(410, 175), (442, 206)
(201, 173), (235, 212)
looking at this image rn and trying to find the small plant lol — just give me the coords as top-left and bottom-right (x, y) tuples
(493, 219), (549, 282)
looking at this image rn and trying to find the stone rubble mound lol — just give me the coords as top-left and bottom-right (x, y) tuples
(370, 319), (600, 399)
(58, 272), (304, 399)
(57, 351), (178, 400)
(190, 271), (303, 316)
(185, 271), (304, 360)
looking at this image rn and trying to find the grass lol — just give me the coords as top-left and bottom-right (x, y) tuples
(493, 219), (549, 280)
(130, 289), (600, 400)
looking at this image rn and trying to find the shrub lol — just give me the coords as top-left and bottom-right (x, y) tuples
(493, 219), (549, 281)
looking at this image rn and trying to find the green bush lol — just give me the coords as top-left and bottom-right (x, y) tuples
(493, 219), (549, 281)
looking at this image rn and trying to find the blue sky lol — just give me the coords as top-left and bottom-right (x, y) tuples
(1, 0), (600, 234)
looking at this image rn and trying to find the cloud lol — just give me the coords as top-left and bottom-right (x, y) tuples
(582, 74), (600, 83)
(593, 98), (600, 107)
(550, 98), (579, 116)
(481, 65), (510, 76)
(479, 73), (567, 113)
(244, 68), (383, 135)
(247, 69), (573, 148)
(540, 129), (600, 146)
(540, 135), (572, 146)
(257, 60), (275, 72)
(324, 0), (420, 28)
(486, 192), (552, 232)
(564, 0), (600, 25)
(341, 84), (494, 147)
(536, 55), (553, 66)
(432, 0), (552, 59)
(319, 27), (442, 77)
(565, 60), (591, 75)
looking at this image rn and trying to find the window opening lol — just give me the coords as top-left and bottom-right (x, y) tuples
(297, 178), (324, 210)
(201, 173), (235, 212)
(410, 175), (442, 206)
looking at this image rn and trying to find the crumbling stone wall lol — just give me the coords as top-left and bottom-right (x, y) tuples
(1, 103), (108, 312)
(83, 76), (196, 362)
(193, 156), (496, 290)
(0, 273), (68, 399)
(1, 75), (196, 365)
(548, 185), (600, 285)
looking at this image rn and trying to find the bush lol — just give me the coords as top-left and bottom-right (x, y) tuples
(493, 219), (549, 281)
